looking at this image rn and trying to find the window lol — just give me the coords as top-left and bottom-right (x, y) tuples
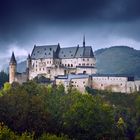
(79, 63), (81, 66)
(87, 58), (89, 61)
(45, 53), (47, 55)
(48, 70), (50, 74)
(71, 64), (73, 67)
(68, 64), (70, 67)
(64, 70), (67, 75)
(50, 48), (52, 51)
(83, 71), (86, 74)
(83, 58), (85, 61)
(39, 68), (41, 71)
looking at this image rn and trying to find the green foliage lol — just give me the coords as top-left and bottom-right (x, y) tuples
(1, 81), (140, 139)
(39, 133), (69, 140)
(0, 71), (9, 88)
(3, 82), (11, 92)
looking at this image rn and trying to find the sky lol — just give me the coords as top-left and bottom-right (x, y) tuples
(0, 0), (140, 69)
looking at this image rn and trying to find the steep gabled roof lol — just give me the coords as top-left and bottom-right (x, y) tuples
(30, 44), (95, 59)
(31, 44), (60, 59)
(58, 46), (78, 59)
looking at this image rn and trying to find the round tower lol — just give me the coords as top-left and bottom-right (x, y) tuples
(9, 52), (17, 84)
(26, 54), (32, 80)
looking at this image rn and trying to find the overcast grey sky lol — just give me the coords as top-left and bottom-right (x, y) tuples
(0, 0), (140, 69)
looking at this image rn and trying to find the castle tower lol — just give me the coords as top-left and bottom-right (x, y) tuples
(26, 54), (32, 80)
(9, 52), (17, 84)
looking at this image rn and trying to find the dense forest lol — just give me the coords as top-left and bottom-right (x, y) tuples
(0, 81), (140, 139)
(95, 46), (140, 77)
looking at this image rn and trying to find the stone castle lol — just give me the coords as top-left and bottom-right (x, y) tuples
(9, 37), (140, 93)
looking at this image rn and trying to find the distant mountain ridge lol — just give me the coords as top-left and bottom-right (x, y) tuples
(95, 46), (140, 77)
(15, 46), (140, 77)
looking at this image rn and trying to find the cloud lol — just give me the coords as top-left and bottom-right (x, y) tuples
(0, 0), (140, 71)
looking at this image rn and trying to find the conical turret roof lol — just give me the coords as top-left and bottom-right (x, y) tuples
(10, 52), (17, 64)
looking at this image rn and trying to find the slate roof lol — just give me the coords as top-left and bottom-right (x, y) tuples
(31, 44), (60, 59)
(58, 47), (78, 59)
(55, 74), (89, 81)
(10, 52), (17, 64)
(31, 44), (94, 59)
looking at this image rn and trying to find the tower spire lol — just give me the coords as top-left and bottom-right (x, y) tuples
(10, 52), (17, 64)
(83, 35), (85, 47)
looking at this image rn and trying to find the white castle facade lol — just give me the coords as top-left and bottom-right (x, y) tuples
(9, 38), (140, 93)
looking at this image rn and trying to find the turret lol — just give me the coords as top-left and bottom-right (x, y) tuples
(9, 52), (17, 84)
(26, 54), (32, 80)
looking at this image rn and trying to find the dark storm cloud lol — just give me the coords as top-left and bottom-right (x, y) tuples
(0, 0), (140, 51)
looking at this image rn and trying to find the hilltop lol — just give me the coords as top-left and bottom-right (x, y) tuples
(95, 46), (140, 77)
(6, 46), (140, 77)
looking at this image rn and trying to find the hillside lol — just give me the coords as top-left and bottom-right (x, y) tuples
(95, 46), (140, 77)
(16, 46), (140, 77)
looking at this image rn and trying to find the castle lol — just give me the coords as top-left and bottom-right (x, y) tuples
(9, 37), (140, 93)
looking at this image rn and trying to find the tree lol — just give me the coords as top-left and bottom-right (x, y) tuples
(0, 71), (9, 88)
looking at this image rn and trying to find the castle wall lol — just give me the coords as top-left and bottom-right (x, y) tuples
(134, 81), (140, 92)
(77, 58), (96, 67)
(70, 77), (89, 93)
(15, 73), (28, 84)
(61, 57), (96, 68)
(76, 67), (97, 75)
(91, 76), (128, 93)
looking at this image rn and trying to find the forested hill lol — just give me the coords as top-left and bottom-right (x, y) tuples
(95, 46), (140, 77)
(15, 46), (140, 77)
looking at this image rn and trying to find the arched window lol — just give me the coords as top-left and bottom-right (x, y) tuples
(83, 71), (86, 74)
(71, 64), (73, 67)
